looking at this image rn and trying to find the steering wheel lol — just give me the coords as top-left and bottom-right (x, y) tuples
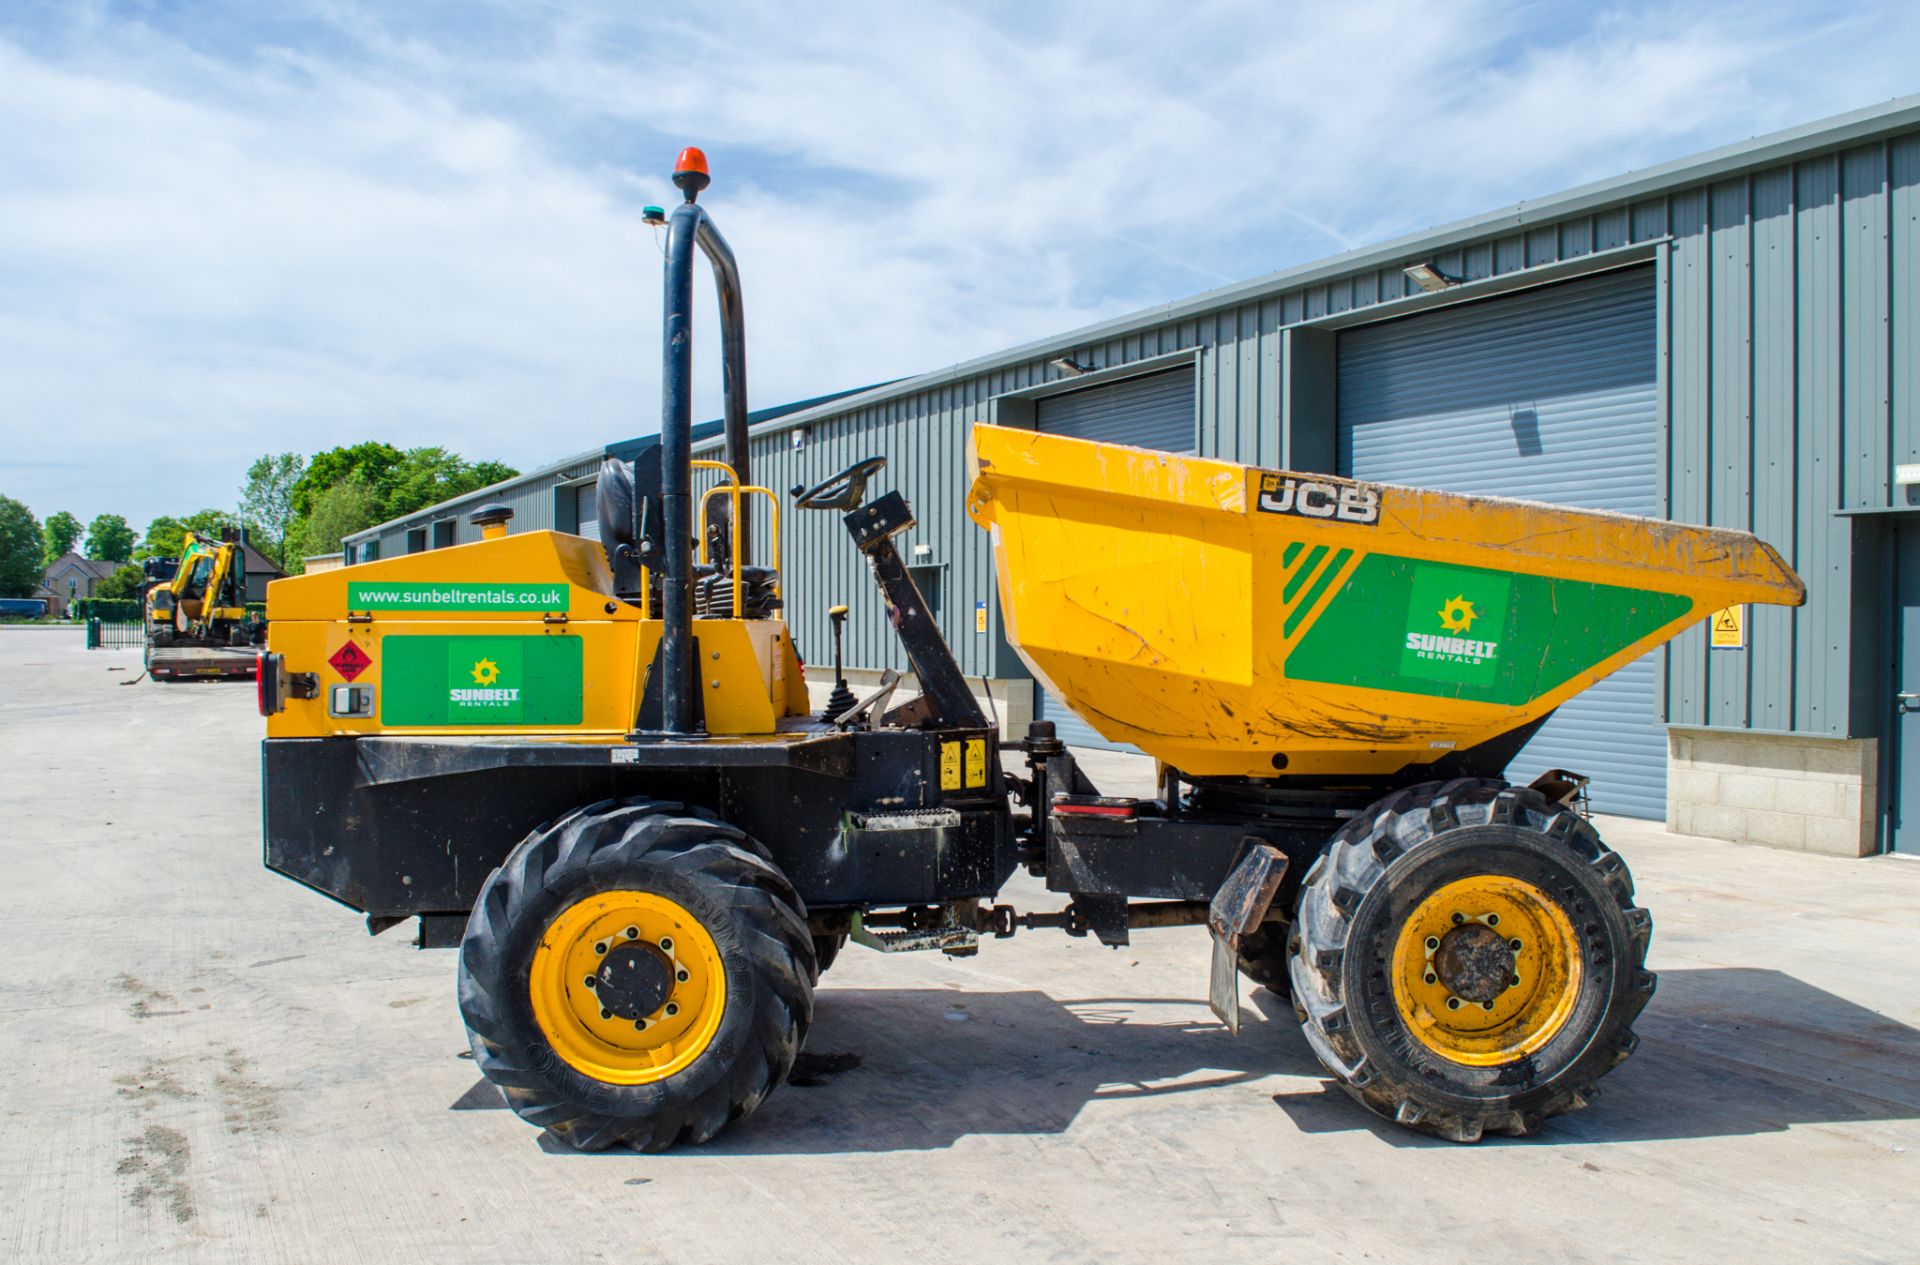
(794, 455), (888, 512)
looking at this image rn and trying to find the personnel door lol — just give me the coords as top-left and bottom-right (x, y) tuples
(1890, 521), (1920, 853)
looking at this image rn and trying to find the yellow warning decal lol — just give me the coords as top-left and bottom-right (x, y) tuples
(1709, 604), (1746, 649)
(939, 741), (962, 791)
(964, 737), (987, 788)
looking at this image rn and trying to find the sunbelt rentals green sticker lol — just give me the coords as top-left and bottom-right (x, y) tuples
(1400, 565), (1510, 687)
(380, 635), (583, 726)
(347, 581), (570, 612)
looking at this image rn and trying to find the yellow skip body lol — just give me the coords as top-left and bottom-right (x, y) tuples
(967, 425), (1804, 779)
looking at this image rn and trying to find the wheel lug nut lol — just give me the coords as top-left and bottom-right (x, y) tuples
(594, 942), (608, 955)
(1509, 975), (1521, 988)
(664, 1002), (680, 1017)
(676, 969), (689, 983)
(1509, 938), (1523, 952)
(659, 937), (674, 953)
(1486, 914), (1500, 927)
(1451, 913), (1464, 925)
(583, 975), (597, 989)
(1423, 972), (1437, 985)
(600, 1008), (612, 1020)
(634, 1018), (647, 1031)
(1446, 997), (1462, 1011)
(1481, 1001), (1495, 1011)
(1424, 936), (1439, 952)
(625, 926), (640, 940)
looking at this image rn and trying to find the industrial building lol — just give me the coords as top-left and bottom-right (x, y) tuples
(343, 95), (1920, 856)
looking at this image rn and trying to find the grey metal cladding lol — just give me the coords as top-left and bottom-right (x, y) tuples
(1664, 134), (1919, 738)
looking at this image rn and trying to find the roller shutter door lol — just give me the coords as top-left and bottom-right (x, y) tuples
(1035, 365), (1196, 453)
(1030, 366), (1196, 749)
(575, 482), (600, 542)
(1337, 266), (1663, 818)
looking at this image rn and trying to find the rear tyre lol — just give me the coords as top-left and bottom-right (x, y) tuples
(458, 798), (814, 1151)
(811, 933), (847, 978)
(1290, 778), (1653, 1142)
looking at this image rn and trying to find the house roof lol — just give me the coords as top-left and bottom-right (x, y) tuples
(236, 541), (284, 577)
(44, 552), (121, 583)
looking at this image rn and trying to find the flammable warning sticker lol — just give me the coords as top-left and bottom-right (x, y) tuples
(327, 639), (372, 682)
(380, 635), (583, 726)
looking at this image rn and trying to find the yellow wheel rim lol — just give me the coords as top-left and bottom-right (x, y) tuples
(1390, 874), (1583, 1067)
(528, 890), (726, 1085)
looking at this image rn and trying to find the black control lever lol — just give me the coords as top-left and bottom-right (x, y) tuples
(820, 604), (857, 721)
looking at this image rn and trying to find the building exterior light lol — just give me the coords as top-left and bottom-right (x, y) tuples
(1403, 261), (1460, 293)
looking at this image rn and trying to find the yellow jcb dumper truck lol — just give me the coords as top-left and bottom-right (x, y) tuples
(146, 532), (265, 680)
(257, 149), (1805, 1150)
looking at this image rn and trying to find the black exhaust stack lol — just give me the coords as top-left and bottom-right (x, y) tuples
(654, 146), (751, 737)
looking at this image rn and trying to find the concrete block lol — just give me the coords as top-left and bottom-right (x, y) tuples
(1718, 773), (1776, 811)
(1684, 736), (1747, 771)
(1689, 803), (1747, 842)
(1803, 740), (1868, 779)
(1745, 809), (1807, 850)
(1780, 778), (1848, 821)
(1668, 769), (1720, 805)
(1803, 813), (1874, 858)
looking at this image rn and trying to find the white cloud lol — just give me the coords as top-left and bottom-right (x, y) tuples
(0, 0), (1915, 531)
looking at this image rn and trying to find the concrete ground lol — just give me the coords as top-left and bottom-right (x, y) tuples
(2, 629), (1916, 1265)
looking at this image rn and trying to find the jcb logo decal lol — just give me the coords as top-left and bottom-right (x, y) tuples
(1257, 474), (1380, 525)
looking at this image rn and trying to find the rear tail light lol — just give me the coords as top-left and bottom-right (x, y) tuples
(1051, 796), (1140, 818)
(257, 652), (282, 715)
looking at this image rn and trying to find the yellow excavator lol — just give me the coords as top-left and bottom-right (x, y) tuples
(257, 149), (1804, 1150)
(145, 532), (264, 680)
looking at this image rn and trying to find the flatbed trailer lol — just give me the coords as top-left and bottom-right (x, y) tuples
(147, 643), (258, 681)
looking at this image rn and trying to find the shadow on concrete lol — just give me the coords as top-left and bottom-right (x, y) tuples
(450, 968), (1919, 1153)
(450, 985), (1319, 1154)
(1271, 967), (1920, 1145)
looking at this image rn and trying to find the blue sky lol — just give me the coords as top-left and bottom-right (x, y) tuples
(2, 0), (1917, 532)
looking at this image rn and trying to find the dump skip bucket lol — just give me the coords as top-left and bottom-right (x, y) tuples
(967, 425), (1804, 780)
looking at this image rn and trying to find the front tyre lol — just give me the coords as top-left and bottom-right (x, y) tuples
(458, 798), (814, 1151)
(1290, 779), (1653, 1142)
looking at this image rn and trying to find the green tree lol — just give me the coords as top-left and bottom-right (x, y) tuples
(135, 509), (231, 561)
(41, 510), (82, 565)
(297, 478), (384, 558)
(240, 452), (305, 570)
(84, 513), (135, 563)
(291, 442), (405, 519)
(94, 564), (143, 601)
(0, 496), (42, 598)
(136, 515), (185, 561)
(384, 448), (520, 519)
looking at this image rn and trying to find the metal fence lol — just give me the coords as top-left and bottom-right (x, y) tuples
(86, 619), (144, 649)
